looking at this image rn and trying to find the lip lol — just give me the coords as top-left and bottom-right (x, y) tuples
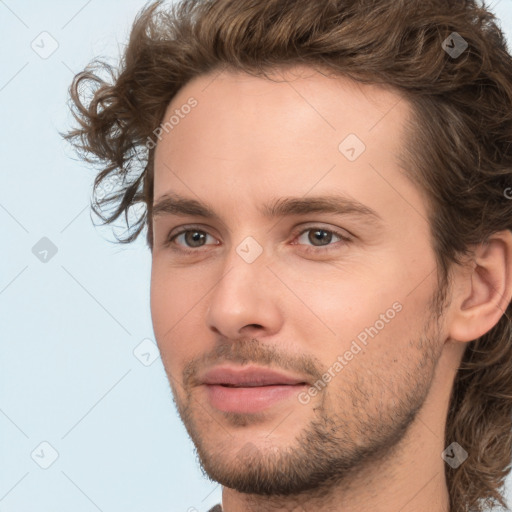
(199, 365), (310, 413)
(199, 365), (309, 387)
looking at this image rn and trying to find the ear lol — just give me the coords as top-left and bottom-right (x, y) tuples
(448, 229), (512, 343)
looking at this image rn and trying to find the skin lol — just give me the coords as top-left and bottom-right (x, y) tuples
(149, 65), (512, 512)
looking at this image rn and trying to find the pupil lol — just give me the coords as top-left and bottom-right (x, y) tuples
(186, 231), (205, 247)
(309, 229), (332, 246)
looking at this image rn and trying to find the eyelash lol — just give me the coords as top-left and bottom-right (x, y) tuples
(163, 225), (352, 255)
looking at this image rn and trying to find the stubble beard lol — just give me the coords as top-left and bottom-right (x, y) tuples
(167, 290), (445, 498)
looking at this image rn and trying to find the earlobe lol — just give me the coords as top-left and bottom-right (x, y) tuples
(448, 230), (512, 343)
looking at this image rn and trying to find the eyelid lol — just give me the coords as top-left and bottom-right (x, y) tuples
(165, 222), (218, 237)
(290, 223), (353, 241)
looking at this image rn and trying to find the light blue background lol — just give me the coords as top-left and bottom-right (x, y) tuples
(1, 1), (511, 511)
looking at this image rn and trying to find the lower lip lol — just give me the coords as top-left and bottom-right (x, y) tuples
(204, 384), (307, 413)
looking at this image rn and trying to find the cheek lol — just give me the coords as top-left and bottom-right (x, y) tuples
(279, 261), (418, 363)
(150, 266), (174, 335)
(150, 263), (210, 366)
(150, 266), (185, 361)
(275, 262), (386, 327)
(150, 260), (201, 327)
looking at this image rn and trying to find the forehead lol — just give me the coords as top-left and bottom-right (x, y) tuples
(152, 65), (424, 226)
(154, 65), (411, 168)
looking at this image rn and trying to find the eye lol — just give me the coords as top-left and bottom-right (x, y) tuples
(293, 226), (351, 252)
(163, 225), (352, 255)
(164, 227), (219, 253)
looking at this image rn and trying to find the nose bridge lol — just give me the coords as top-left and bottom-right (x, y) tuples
(206, 237), (282, 336)
(212, 239), (268, 308)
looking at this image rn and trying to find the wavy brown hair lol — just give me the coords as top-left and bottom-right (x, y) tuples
(62, 0), (512, 510)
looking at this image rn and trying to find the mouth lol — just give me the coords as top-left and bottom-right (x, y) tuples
(198, 365), (310, 413)
(199, 365), (310, 387)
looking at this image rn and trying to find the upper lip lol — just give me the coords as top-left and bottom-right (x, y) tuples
(199, 365), (309, 387)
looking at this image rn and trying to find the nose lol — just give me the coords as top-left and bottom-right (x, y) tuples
(205, 248), (284, 340)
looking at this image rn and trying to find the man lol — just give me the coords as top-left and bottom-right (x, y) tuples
(64, 0), (512, 510)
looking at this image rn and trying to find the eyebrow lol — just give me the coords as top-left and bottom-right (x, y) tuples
(152, 192), (383, 226)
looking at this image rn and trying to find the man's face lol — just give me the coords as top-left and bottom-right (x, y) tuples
(150, 66), (448, 495)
